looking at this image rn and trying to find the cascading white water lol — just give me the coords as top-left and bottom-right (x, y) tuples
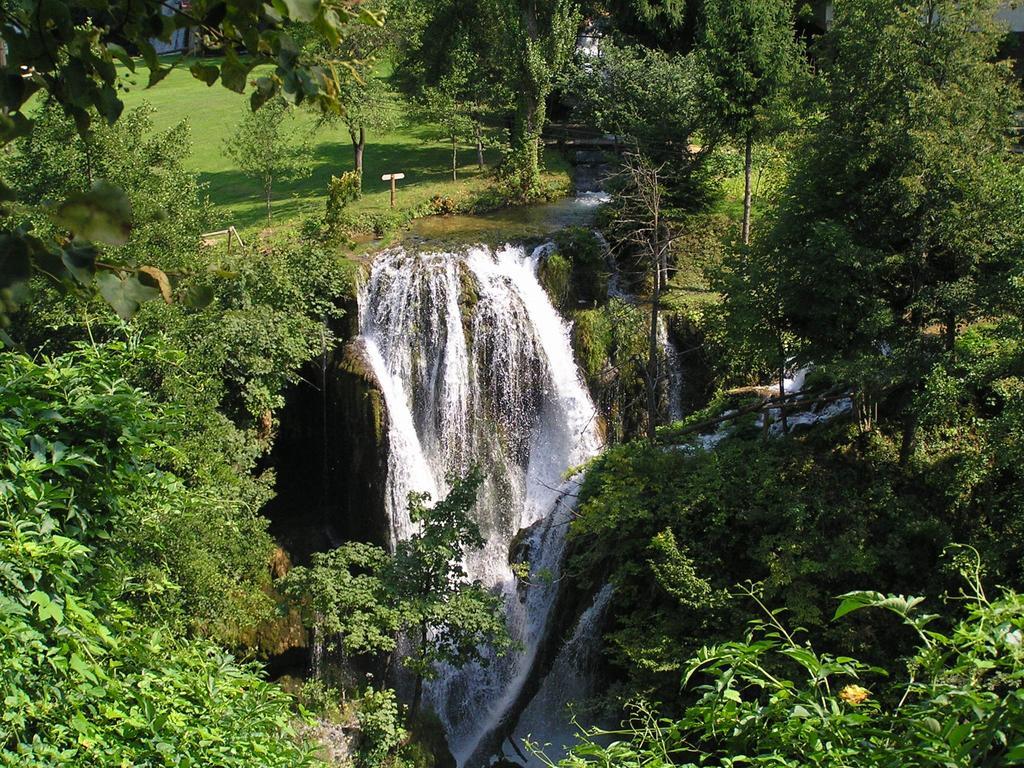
(657, 317), (686, 423)
(507, 583), (615, 767)
(358, 242), (603, 764)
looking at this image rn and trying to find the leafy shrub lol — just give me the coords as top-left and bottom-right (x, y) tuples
(538, 568), (1024, 767)
(326, 171), (363, 238)
(357, 687), (408, 768)
(428, 195), (458, 215)
(0, 346), (321, 766)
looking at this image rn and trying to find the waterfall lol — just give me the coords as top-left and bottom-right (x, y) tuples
(507, 583), (615, 766)
(658, 317), (686, 422)
(358, 242), (603, 764)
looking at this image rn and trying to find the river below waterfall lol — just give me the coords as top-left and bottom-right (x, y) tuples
(354, 192), (612, 766)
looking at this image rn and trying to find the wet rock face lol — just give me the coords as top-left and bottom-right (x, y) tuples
(327, 338), (391, 547)
(265, 334), (391, 565)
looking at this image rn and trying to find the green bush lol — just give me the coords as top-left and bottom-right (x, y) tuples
(326, 171), (363, 238)
(0, 346), (322, 766)
(539, 568), (1024, 767)
(357, 687), (408, 768)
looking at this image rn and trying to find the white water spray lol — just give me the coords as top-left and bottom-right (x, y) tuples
(358, 242), (603, 764)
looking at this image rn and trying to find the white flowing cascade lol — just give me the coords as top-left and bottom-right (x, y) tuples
(657, 316), (686, 423)
(507, 583), (615, 766)
(358, 243), (603, 764)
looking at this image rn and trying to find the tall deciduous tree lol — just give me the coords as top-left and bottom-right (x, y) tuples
(394, 0), (510, 174)
(223, 99), (311, 224)
(612, 153), (678, 442)
(765, 0), (1022, 362)
(305, 6), (398, 185)
(337, 75), (399, 183)
(564, 41), (719, 208)
(699, 0), (803, 244)
(734, 0), (1024, 457)
(487, 0), (580, 199)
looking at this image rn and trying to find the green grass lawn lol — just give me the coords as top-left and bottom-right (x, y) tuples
(117, 60), (569, 235)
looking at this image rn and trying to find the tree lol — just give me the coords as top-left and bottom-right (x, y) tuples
(596, 0), (696, 51)
(393, 0), (510, 175)
(282, 469), (511, 715)
(564, 41), (719, 208)
(2, 101), (209, 273)
(339, 75), (399, 183)
(486, 0), (580, 199)
(0, 0), (373, 322)
(305, 7), (399, 186)
(752, 0), (1023, 428)
(223, 99), (311, 224)
(699, 0), (803, 244)
(610, 153), (679, 442)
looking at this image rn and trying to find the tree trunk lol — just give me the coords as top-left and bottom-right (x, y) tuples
(452, 134), (458, 181)
(411, 673), (423, 717)
(945, 311), (957, 352)
(899, 408), (917, 467)
(647, 246), (662, 444)
(410, 622), (427, 716)
(512, 91), (545, 200)
(475, 122), (485, 169)
(777, 342), (788, 435)
(350, 126), (365, 182)
(742, 130), (753, 245)
(265, 176), (273, 224)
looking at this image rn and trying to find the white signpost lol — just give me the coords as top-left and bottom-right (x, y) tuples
(381, 172), (406, 208)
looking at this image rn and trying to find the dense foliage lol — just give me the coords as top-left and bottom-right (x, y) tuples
(0, 347), (322, 766)
(4, 0), (1024, 764)
(0, 0), (373, 321)
(538, 570), (1024, 766)
(282, 469), (511, 712)
(570, 308), (1024, 694)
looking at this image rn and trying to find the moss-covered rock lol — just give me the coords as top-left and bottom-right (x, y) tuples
(538, 250), (572, 310)
(554, 226), (608, 307)
(537, 227), (609, 313)
(567, 299), (649, 442)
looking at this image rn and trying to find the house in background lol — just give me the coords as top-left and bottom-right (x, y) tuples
(151, 0), (195, 55)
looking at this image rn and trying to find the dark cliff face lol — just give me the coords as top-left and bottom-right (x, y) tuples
(266, 308), (391, 565)
(328, 338), (390, 547)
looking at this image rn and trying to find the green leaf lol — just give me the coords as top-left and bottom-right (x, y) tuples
(1005, 745), (1024, 764)
(250, 76), (278, 112)
(106, 43), (135, 72)
(190, 62), (220, 87)
(53, 182), (133, 246)
(275, 0), (320, 23)
(97, 272), (160, 320)
(61, 242), (98, 286)
(221, 50), (253, 94)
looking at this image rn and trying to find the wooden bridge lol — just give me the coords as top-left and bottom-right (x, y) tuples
(543, 123), (624, 152)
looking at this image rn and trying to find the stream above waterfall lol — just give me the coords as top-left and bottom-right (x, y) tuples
(406, 192), (611, 245)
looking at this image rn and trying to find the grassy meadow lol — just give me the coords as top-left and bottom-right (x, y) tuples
(116, 59), (570, 234)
